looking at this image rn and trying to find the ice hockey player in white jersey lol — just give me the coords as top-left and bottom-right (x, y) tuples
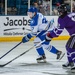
(22, 7), (65, 63)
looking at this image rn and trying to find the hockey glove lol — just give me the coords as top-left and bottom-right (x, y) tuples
(22, 33), (32, 43)
(45, 32), (52, 41)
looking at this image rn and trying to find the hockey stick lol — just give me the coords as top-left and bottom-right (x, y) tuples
(0, 20), (52, 66)
(0, 27), (32, 60)
(0, 40), (45, 67)
(0, 42), (22, 60)
(0, 26), (44, 60)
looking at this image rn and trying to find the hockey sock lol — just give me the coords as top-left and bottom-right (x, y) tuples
(49, 46), (58, 54)
(42, 41), (58, 54)
(36, 46), (45, 56)
(67, 52), (73, 62)
(70, 49), (75, 63)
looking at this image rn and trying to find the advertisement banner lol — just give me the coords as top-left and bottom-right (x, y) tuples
(0, 16), (68, 37)
(0, 16), (31, 36)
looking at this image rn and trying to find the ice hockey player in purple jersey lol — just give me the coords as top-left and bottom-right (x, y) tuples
(45, 4), (75, 72)
(22, 7), (65, 63)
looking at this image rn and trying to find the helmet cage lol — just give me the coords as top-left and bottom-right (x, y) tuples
(58, 4), (67, 13)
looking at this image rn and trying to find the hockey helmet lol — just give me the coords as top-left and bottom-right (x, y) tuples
(57, 4), (67, 13)
(27, 7), (38, 18)
(28, 7), (38, 13)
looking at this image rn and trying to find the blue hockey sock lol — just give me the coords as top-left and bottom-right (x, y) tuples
(36, 47), (45, 56)
(50, 46), (58, 54)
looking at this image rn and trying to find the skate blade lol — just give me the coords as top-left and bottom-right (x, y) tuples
(66, 69), (75, 73)
(62, 66), (71, 69)
(59, 53), (65, 60)
(71, 70), (75, 73)
(37, 59), (47, 63)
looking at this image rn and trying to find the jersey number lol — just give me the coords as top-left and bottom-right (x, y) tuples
(42, 18), (47, 23)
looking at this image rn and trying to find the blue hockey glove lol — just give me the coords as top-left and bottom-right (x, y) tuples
(22, 33), (32, 43)
(22, 35), (29, 43)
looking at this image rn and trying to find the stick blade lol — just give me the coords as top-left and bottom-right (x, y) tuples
(0, 65), (5, 67)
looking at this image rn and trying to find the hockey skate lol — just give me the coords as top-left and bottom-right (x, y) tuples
(71, 66), (75, 72)
(56, 51), (65, 60)
(36, 55), (46, 63)
(62, 62), (74, 68)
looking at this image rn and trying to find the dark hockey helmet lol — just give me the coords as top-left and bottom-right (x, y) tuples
(57, 4), (67, 14)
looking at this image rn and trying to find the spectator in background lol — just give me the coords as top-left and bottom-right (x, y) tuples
(33, 0), (65, 15)
(72, 0), (75, 12)
(52, 0), (64, 15)
(33, 0), (40, 12)
(43, 0), (50, 15)
(58, 0), (64, 4)
(0, 3), (2, 15)
(52, 0), (60, 15)
(0, 0), (4, 15)
(33, 0), (46, 15)
(64, 0), (71, 12)
(33, 0), (50, 15)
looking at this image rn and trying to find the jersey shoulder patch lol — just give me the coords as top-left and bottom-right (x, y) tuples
(30, 14), (39, 26)
(30, 20), (35, 25)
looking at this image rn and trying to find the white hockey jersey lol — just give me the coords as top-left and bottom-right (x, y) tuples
(30, 13), (54, 36)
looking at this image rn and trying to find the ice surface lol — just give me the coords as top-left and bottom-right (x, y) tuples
(0, 40), (75, 75)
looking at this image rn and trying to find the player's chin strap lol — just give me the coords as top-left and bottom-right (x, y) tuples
(0, 40), (45, 67)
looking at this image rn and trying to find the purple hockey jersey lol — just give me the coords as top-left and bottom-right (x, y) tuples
(50, 13), (75, 38)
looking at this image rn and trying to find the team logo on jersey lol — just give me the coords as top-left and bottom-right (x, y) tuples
(30, 20), (34, 25)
